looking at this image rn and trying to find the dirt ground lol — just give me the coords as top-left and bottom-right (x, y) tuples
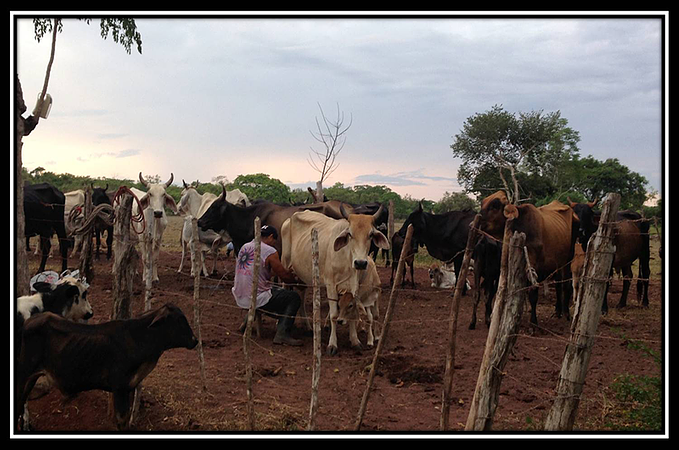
(15, 237), (665, 437)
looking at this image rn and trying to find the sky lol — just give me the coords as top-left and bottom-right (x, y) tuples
(11, 12), (667, 202)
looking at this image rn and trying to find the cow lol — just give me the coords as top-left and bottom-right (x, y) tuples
(335, 257), (382, 350)
(469, 235), (501, 330)
(390, 226), (416, 288)
(197, 185), (344, 256)
(568, 199), (651, 310)
(571, 242), (586, 302)
(15, 303), (198, 431)
(480, 191), (579, 328)
(63, 189), (86, 257)
(177, 182), (250, 276)
(130, 173), (178, 283)
(91, 184), (114, 260)
(401, 203), (476, 294)
(281, 206), (389, 356)
(24, 183), (69, 274)
(15, 276), (93, 430)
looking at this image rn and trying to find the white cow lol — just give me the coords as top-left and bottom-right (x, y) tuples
(176, 182), (250, 276)
(281, 206), (389, 356)
(428, 262), (472, 290)
(130, 173), (177, 283)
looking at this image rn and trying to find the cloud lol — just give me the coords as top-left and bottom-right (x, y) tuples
(353, 169), (457, 187)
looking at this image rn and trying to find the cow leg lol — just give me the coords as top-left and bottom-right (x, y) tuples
(484, 281), (497, 328)
(106, 227), (113, 260)
(365, 306), (376, 348)
(177, 239), (187, 274)
(38, 235), (51, 273)
(348, 320), (363, 351)
(469, 283), (481, 330)
(113, 389), (134, 430)
(528, 288), (540, 330)
(95, 229), (102, 260)
(637, 257), (651, 308)
(616, 266), (633, 309)
(327, 300), (339, 356)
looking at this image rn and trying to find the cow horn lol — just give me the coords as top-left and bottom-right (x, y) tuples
(164, 173), (174, 188)
(183, 179), (189, 189)
(139, 172), (148, 187)
(587, 198), (599, 208)
(372, 203), (384, 223)
(219, 183), (227, 201)
(340, 203), (351, 220)
(567, 196), (576, 207)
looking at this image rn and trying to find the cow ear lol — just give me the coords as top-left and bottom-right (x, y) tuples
(504, 204), (519, 220)
(33, 282), (53, 293)
(372, 230), (390, 250)
(139, 193), (150, 210)
(66, 285), (80, 301)
(334, 228), (351, 251)
(149, 309), (169, 329)
(164, 194), (178, 214)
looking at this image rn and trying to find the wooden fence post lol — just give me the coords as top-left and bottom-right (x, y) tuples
(465, 217), (514, 430)
(111, 192), (136, 320)
(191, 218), (207, 392)
(355, 224), (413, 431)
(440, 214), (480, 430)
(244, 217), (261, 431)
(78, 187), (94, 282)
(544, 193), (620, 431)
(466, 231), (529, 431)
(388, 199), (395, 266)
(308, 228), (321, 431)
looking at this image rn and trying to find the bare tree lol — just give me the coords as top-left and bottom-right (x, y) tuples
(308, 103), (352, 202)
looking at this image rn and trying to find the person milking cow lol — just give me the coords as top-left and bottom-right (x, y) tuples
(232, 225), (303, 346)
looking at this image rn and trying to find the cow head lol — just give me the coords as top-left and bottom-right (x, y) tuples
(480, 191), (510, 238)
(178, 181), (200, 216)
(138, 173), (178, 218)
(197, 184), (233, 234)
(91, 183), (111, 206)
(568, 197), (598, 249)
(334, 204), (390, 270)
(52, 276), (94, 322)
(148, 303), (198, 350)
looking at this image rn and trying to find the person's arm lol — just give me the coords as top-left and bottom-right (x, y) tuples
(265, 252), (300, 284)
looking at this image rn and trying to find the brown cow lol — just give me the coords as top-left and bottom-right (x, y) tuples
(15, 303), (197, 431)
(569, 199), (651, 311)
(480, 191), (579, 328)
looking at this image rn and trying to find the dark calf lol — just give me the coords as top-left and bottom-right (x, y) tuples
(15, 303), (197, 431)
(469, 236), (501, 330)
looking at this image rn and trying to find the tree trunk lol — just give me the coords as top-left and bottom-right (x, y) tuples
(544, 193), (620, 431)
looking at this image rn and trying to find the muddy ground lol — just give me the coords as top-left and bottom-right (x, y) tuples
(15, 233), (664, 437)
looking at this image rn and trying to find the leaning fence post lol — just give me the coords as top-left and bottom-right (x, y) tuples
(466, 216), (514, 430)
(544, 193), (620, 431)
(191, 218), (207, 392)
(355, 224), (413, 431)
(244, 217), (261, 431)
(466, 231), (529, 431)
(308, 228), (322, 431)
(440, 214), (480, 430)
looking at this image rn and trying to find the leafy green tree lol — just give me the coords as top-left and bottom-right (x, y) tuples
(231, 173), (292, 204)
(432, 191), (478, 213)
(451, 104), (580, 203)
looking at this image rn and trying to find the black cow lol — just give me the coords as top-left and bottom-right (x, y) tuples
(390, 224), (416, 288)
(15, 303), (197, 431)
(24, 183), (68, 273)
(91, 184), (114, 260)
(568, 199), (651, 311)
(469, 235), (501, 330)
(198, 186), (356, 256)
(402, 203), (477, 293)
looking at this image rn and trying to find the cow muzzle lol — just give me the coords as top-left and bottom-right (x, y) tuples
(153, 210), (163, 218)
(354, 260), (368, 270)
